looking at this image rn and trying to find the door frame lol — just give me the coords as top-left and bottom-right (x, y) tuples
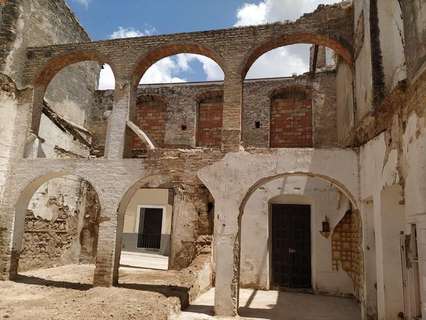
(268, 200), (315, 291)
(136, 205), (166, 249)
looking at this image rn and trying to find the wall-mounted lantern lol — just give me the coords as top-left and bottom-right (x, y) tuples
(320, 216), (331, 238)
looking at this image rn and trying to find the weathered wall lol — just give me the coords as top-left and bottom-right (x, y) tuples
(400, 0), (426, 81)
(240, 176), (354, 296)
(270, 88), (312, 148)
(353, 0), (374, 119)
(336, 59), (355, 145)
(93, 73), (339, 152)
(132, 95), (168, 153)
(197, 94), (223, 147)
(19, 178), (100, 271)
(0, 0), (101, 272)
(377, 0), (406, 93)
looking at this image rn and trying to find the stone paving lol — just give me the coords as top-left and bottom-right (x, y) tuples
(174, 288), (361, 320)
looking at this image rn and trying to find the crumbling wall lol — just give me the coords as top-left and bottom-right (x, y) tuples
(132, 95), (167, 154)
(353, 0), (374, 119)
(377, 0), (406, 92)
(270, 88), (313, 148)
(0, 0), (101, 272)
(93, 73), (339, 152)
(197, 94), (223, 147)
(20, 178), (100, 271)
(400, 0), (426, 81)
(336, 59), (355, 145)
(331, 210), (363, 300)
(170, 184), (214, 270)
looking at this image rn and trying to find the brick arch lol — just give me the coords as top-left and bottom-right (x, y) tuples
(33, 50), (116, 90)
(131, 43), (226, 88)
(241, 33), (353, 79)
(9, 171), (102, 280)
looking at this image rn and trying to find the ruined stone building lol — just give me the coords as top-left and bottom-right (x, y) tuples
(0, 0), (425, 319)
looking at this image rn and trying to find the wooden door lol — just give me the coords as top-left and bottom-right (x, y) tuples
(271, 204), (311, 289)
(138, 208), (163, 249)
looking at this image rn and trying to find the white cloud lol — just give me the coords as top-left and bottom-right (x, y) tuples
(140, 57), (186, 84)
(235, 2), (267, 27)
(236, 0), (342, 78)
(73, 0), (90, 9)
(110, 26), (155, 39)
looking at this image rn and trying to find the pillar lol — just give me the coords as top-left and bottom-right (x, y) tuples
(104, 79), (133, 160)
(214, 202), (240, 316)
(93, 206), (119, 287)
(374, 185), (405, 319)
(361, 199), (378, 319)
(222, 72), (243, 152)
(0, 88), (34, 280)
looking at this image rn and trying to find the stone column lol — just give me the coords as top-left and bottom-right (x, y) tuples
(104, 79), (133, 160)
(93, 205), (119, 287)
(222, 72), (243, 152)
(0, 88), (34, 280)
(30, 86), (45, 135)
(214, 202), (240, 317)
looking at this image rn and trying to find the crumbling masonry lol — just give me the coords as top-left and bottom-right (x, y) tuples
(0, 0), (426, 319)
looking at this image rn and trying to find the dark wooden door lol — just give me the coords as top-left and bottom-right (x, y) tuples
(271, 204), (311, 289)
(138, 208), (163, 249)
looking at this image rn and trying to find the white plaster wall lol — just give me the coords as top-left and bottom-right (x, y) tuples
(362, 199), (378, 318)
(336, 60), (355, 143)
(123, 188), (172, 237)
(402, 113), (426, 217)
(377, 0), (407, 92)
(0, 91), (18, 201)
(240, 175), (354, 296)
(354, 0), (374, 120)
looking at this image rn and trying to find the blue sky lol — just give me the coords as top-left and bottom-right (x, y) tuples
(66, 0), (249, 40)
(65, 0), (340, 89)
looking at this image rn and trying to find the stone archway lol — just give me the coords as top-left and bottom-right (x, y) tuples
(198, 149), (360, 316)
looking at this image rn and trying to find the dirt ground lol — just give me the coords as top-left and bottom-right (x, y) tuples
(0, 264), (189, 320)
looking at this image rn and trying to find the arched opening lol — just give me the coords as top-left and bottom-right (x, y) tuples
(10, 174), (101, 287)
(238, 174), (363, 318)
(113, 174), (215, 290)
(29, 58), (116, 159)
(241, 40), (354, 148)
(124, 47), (225, 157)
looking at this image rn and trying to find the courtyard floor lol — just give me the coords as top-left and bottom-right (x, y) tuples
(175, 288), (361, 320)
(0, 254), (361, 320)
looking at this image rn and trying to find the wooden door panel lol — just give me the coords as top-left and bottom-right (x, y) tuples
(272, 204), (311, 289)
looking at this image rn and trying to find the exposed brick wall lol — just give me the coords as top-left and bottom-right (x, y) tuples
(93, 73), (339, 153)
(270, 88), (313, 148)
(132, 95), (167, 153)
(332, 210), (363, 299)
(197, 95), (223, 147)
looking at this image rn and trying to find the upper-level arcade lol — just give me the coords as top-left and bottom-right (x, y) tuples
(21, 1), (353, 159)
